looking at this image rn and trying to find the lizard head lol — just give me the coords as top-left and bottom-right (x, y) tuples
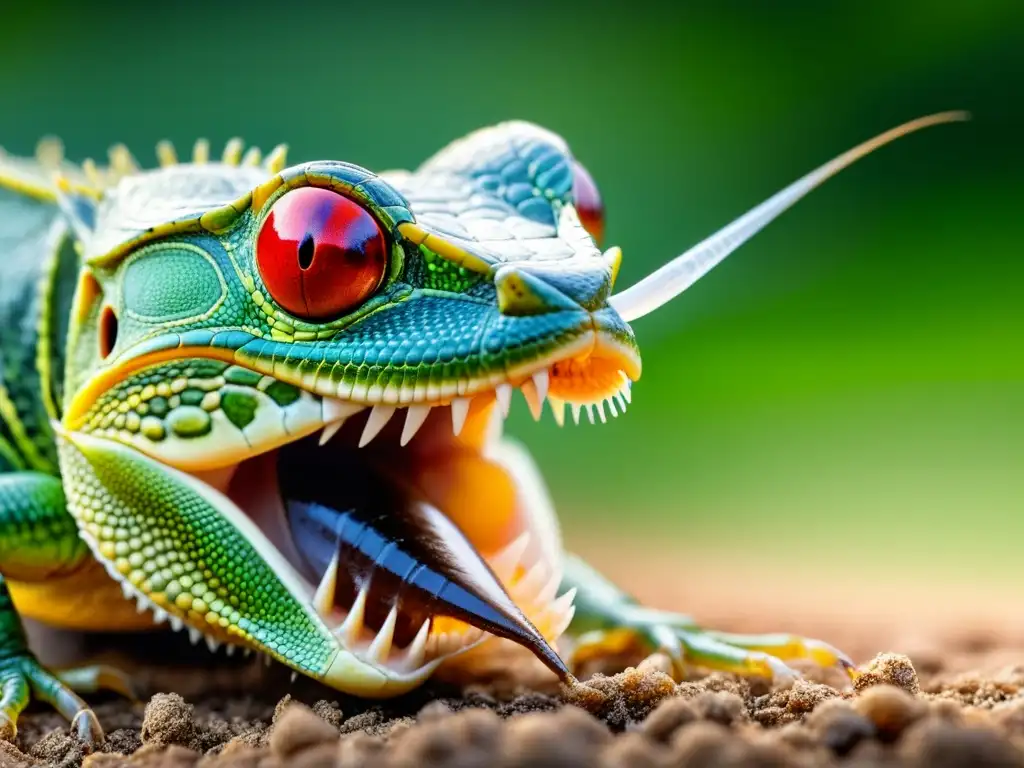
(52, 124), (635, 696)
(51, 114), (965, 696)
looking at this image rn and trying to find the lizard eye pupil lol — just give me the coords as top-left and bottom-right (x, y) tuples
(256, 186), (388, 320)
(572, 159), (605, 246)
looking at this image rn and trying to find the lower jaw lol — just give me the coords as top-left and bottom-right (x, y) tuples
(223, 398), (573, 679)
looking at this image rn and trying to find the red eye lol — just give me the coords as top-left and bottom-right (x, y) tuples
(256, 187), (388, 320)
(572, 159), (605, 246)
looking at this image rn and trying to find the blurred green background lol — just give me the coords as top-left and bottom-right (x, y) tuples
(3, 1), (1021, 579)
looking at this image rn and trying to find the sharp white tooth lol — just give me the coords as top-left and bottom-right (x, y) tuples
(323, 397), (363, 423)
(264, 653), (272, 667)
(431, 631), (455, 657)
(614, 392), (627, 411)
(400, 405), (431, 446)
(495, 383), (512, 417)
(607, 397), (618, 418)
(120, 580), (133, 598)
(205, 636), (220, 653)
(336, 584), (368, 646)
(188, 627), (201, 645)
(403, 619), (431, 670)
(450, 397), (471, 436)
(313, 548), (340, 616)
(537, 570), (562, 606)
(243, 648), (253, 658)
(586, 404), (595, 424)
(439, 632), (458, 656)
(549, 588), (577, 619)
(532, 369), (549, 405)
(318, 420), (344, 446)
(425, 631), (441, 656)
(491, 532), (531, 582)
(366, 605), (398, 665)
(520, 381), (544, 421)
(552, 604), (577, 637)
(359, 405), (396, 446)
(514, 560), (548, 603)
(596, 400), (607, 423)
(548, 588), (578, 636)
(226, 645), (236, 657)
(136, 598), (149, 614)
(549, 398), (566, 427)
(290, 671), (298, 683)
(571, 403), (582, 425)
(169, 615), (183, 632)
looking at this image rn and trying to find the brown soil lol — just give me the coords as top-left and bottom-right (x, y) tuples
(7, 543), (1024, 768)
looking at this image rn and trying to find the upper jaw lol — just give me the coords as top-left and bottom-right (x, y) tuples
(314, 328), (639, 451)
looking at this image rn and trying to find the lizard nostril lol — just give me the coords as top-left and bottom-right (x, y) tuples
(98, 305), (119, 359)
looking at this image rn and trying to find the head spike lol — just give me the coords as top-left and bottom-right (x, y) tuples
(608, 111), (970, 323)
(35, 136), (65, 168)
(265, 144), (289, 173)
(222, 137), (244, 166)
(81, 159), (104, 190)
(156, 140), (178, 167)
(108, 144), (139, 177)
(192, 138), (210, 165)
(241, 146), (263, 167)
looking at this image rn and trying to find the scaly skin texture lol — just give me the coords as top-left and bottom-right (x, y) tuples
(0, 116), (960, 746)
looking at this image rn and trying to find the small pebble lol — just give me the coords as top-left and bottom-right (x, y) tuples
(807, 700), (876, 757)
(693, 691), (749, 727)
(898, 720), (1022, 768)
(269, 703), (339, 758)
(640, 696), (699, 742)
(503, 709), (609, 767)
(82, 755), (132, 768)
(854, 684), (925, 742)
(311, 700), (344, 729)
(855, 653), (920, 695)
(337, 732), (386, 768)
(599, 731), (668, 768)
(671, 720), (739, 766)
(140, 693), (198, 749)
(417, 701), (454, 723)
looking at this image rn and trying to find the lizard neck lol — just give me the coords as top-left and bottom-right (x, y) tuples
(0, 184), (81, 475)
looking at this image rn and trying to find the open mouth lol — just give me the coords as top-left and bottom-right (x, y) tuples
(168, 341), (639, 688)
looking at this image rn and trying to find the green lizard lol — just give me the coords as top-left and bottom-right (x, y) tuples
(0, 111), (964, 743)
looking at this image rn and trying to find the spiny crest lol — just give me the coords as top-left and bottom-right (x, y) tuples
(50, 137), (290, 198)
(151, 137), (290, 173)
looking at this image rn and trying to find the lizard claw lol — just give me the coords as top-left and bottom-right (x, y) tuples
(0, 654), (110, 747)
(71, 709), (104, 745)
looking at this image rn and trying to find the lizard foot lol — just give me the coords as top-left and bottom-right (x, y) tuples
(568, 605), (856, 686)
(0, 654), (109, 745)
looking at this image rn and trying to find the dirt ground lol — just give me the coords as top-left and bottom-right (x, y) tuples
(6, 543), (1024, 768)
